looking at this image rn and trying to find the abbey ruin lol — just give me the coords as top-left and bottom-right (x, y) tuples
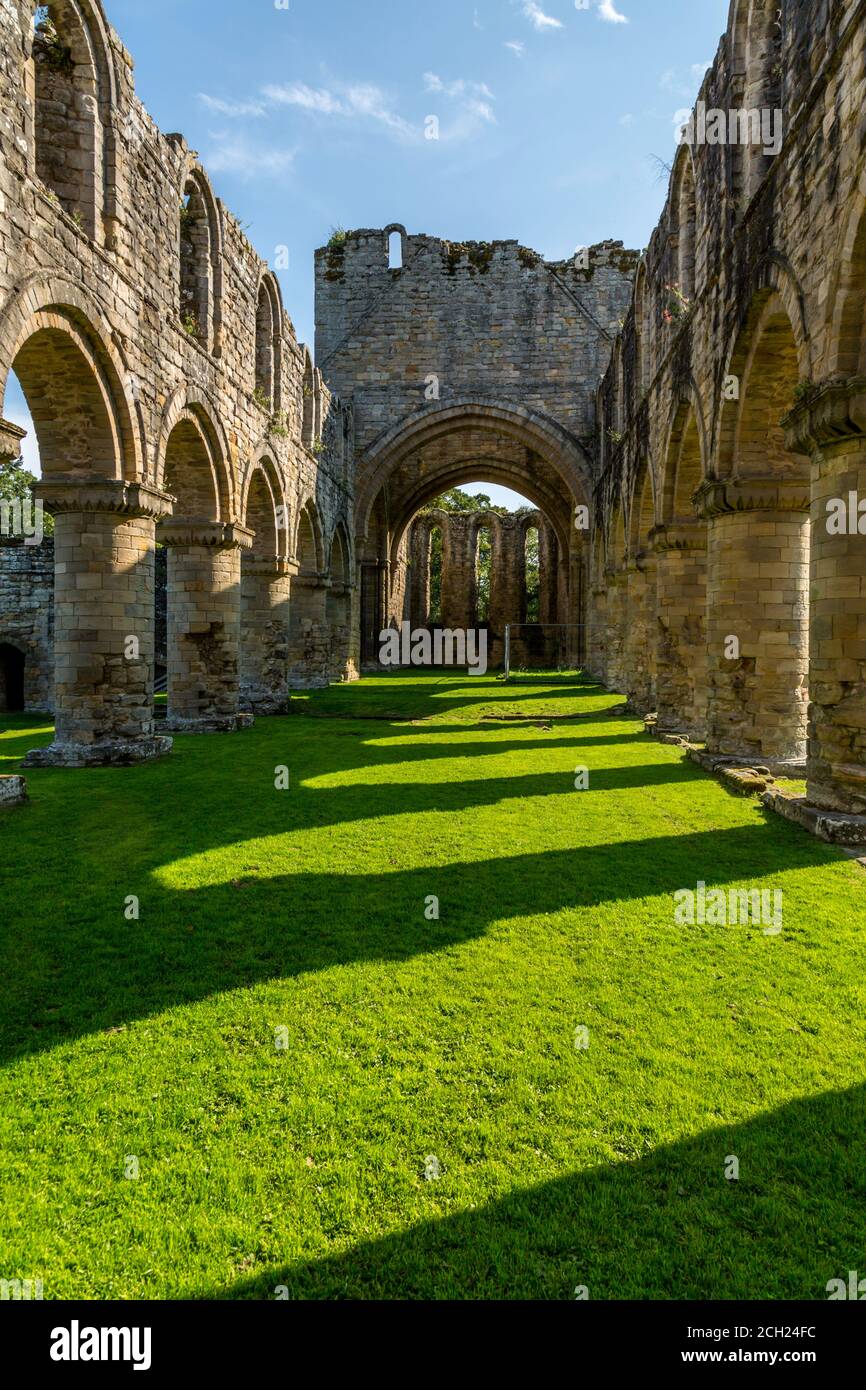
(1, 0), (866, 824)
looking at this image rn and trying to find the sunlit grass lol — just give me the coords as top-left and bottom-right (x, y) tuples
(0, 673), (864, 1300)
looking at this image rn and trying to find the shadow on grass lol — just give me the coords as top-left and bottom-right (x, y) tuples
(190, 1081), (866, 1300)
(0, 822), (836, 1065)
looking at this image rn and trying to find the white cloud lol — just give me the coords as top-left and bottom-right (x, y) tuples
(204, 132), (296, 180)
(197, 93), (266, 119)
(660, 63), (711, 100)
(505, 40), (525, 57)
(523, 3), (562, 32)
(473, 7), (483, 28)
(619, 113), (634, 127)
(598, 0), (628, 23)
(424, 73), (495, 100)
(263, 81), (416, 140)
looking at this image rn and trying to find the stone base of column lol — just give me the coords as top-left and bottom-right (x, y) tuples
(163, 712), (255, 735)
(23, 734), (173, 768)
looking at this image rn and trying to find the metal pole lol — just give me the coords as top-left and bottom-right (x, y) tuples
(504, 624), (511, 681)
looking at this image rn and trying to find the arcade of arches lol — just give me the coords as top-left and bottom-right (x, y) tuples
(1, 0), (866, 830)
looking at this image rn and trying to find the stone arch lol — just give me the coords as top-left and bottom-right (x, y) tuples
(728, 0), (784, 203)
(179, 164), (223, 354)
(670, 144), (697, 301)
(301, 348), (315, 449)
(826, 176), (866, 377)
(28, 0), (116, 242)
(629, 456), (657, 557)
(254, 273), (282, 411)
(384, 223), (407, 270)
(358, 399), (593, 543)
(0, 288), (141, 481)
(294, 498), (324, 575)
(240, 451), (288, 559)
(633, 260), (650, 394)
(156, 389), (232, 518)
(660, 393), (708, 524)
(717, 289), (808, 482)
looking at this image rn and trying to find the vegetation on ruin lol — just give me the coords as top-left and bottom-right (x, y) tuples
(1, 673), (864, 1299)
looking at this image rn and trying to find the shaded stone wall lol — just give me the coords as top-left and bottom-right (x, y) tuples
(592, 0), (866, 813)
(0, 538), (53, 710)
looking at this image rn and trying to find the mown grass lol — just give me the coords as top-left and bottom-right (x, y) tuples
(0, 671), (864, 1300)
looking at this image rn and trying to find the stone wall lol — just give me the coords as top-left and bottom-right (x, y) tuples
(0, 537), (53, 710)
(0, 0), (358, 763)
(592, 0), (866, 813)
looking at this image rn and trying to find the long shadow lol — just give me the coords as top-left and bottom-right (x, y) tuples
(0, 823), (838, 1065)
(190, 1082), (866, 1300)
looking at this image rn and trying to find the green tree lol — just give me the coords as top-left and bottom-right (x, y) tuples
(0, 456), (53, 537)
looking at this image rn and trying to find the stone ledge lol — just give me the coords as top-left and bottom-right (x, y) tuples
(761, 789), (866, 846)
(22, 737), (173, 768)
(163, 713), (255, 734)
(0, 775), (28, 807)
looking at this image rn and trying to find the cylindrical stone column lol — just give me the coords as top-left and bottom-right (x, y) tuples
(604, 567), (628, 694)
(624, 553), (657, 713)
(160, 521), (254, 733)
(288, 575), (331, 688)
(23, 477), (173, 768)
(697, 478), (810, 768)
(587, 579), (607, 685)
(786, 380), (866, 812)
(652, 522), (707, 737)
(241, 556), (294, 714)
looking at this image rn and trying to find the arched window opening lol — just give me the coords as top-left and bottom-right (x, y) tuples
(0, 643), (26, 712)
(388, 230), (403, 270)
(179, 179), (213, 349)
(33, 3), (102, 239)
(525, 526), (540, 624)
(302, 355), (315, 448)
(254, 281), (275, 408)
(675, 158), (697, 304)
(428, 525), (443, 624)
(475, 523), (492, 625)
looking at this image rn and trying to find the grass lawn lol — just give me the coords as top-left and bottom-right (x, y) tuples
(1, 670), (865, 1300)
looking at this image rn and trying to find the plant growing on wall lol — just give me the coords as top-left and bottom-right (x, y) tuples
(662, 282), (691, 324)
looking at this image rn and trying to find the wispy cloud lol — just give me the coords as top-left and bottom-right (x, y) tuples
(505, 40), (525, 57)
(197, 93), (266, 119)
(263, 81), (416, 140)
(598, 0), (628, 23)
(203, 132), (296, 180)
(660, 62), (710, 100)
(523, 2), (562, 32)
(424, 73), (494, 101)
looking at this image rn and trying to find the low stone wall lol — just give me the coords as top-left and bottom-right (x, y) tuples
(0, 539), (54, 712)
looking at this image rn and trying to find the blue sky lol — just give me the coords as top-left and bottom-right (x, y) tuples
(8, 0), (730, 506)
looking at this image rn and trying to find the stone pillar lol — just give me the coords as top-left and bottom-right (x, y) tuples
(22, 477), (173, 767)
(697, 478), (810, 768)
(327, 579), (355, 681)
(624, 552), (657, 713)
(604, 568), (628, 693)
(241, 557), (294, 714)
(287, 575), (331, 688)
(587, 578), (607, 684)
(440, 516), (474, 630)
(409, 520), (431, 626)
(652, 523), (707, 737)
(160, 521), (254, 733)
(487, 520), (509, 669)
(785, 379), (866, 812)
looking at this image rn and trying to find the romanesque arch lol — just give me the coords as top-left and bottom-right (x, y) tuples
(239, 457), (291, 713)
(178, 164), (222, 355)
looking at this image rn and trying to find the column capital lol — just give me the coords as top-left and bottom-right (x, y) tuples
(694, 475), (810, 518)
(649, 521), (706, 553)
(157, 518), (255, 549)
(245, 555), (299, 579)
(32, 474), (175, 519)
(782, 376), (866, 456)
(0, 417), (27, 465)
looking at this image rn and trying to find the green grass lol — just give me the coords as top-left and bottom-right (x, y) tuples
(0, 671), (865, 1300)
